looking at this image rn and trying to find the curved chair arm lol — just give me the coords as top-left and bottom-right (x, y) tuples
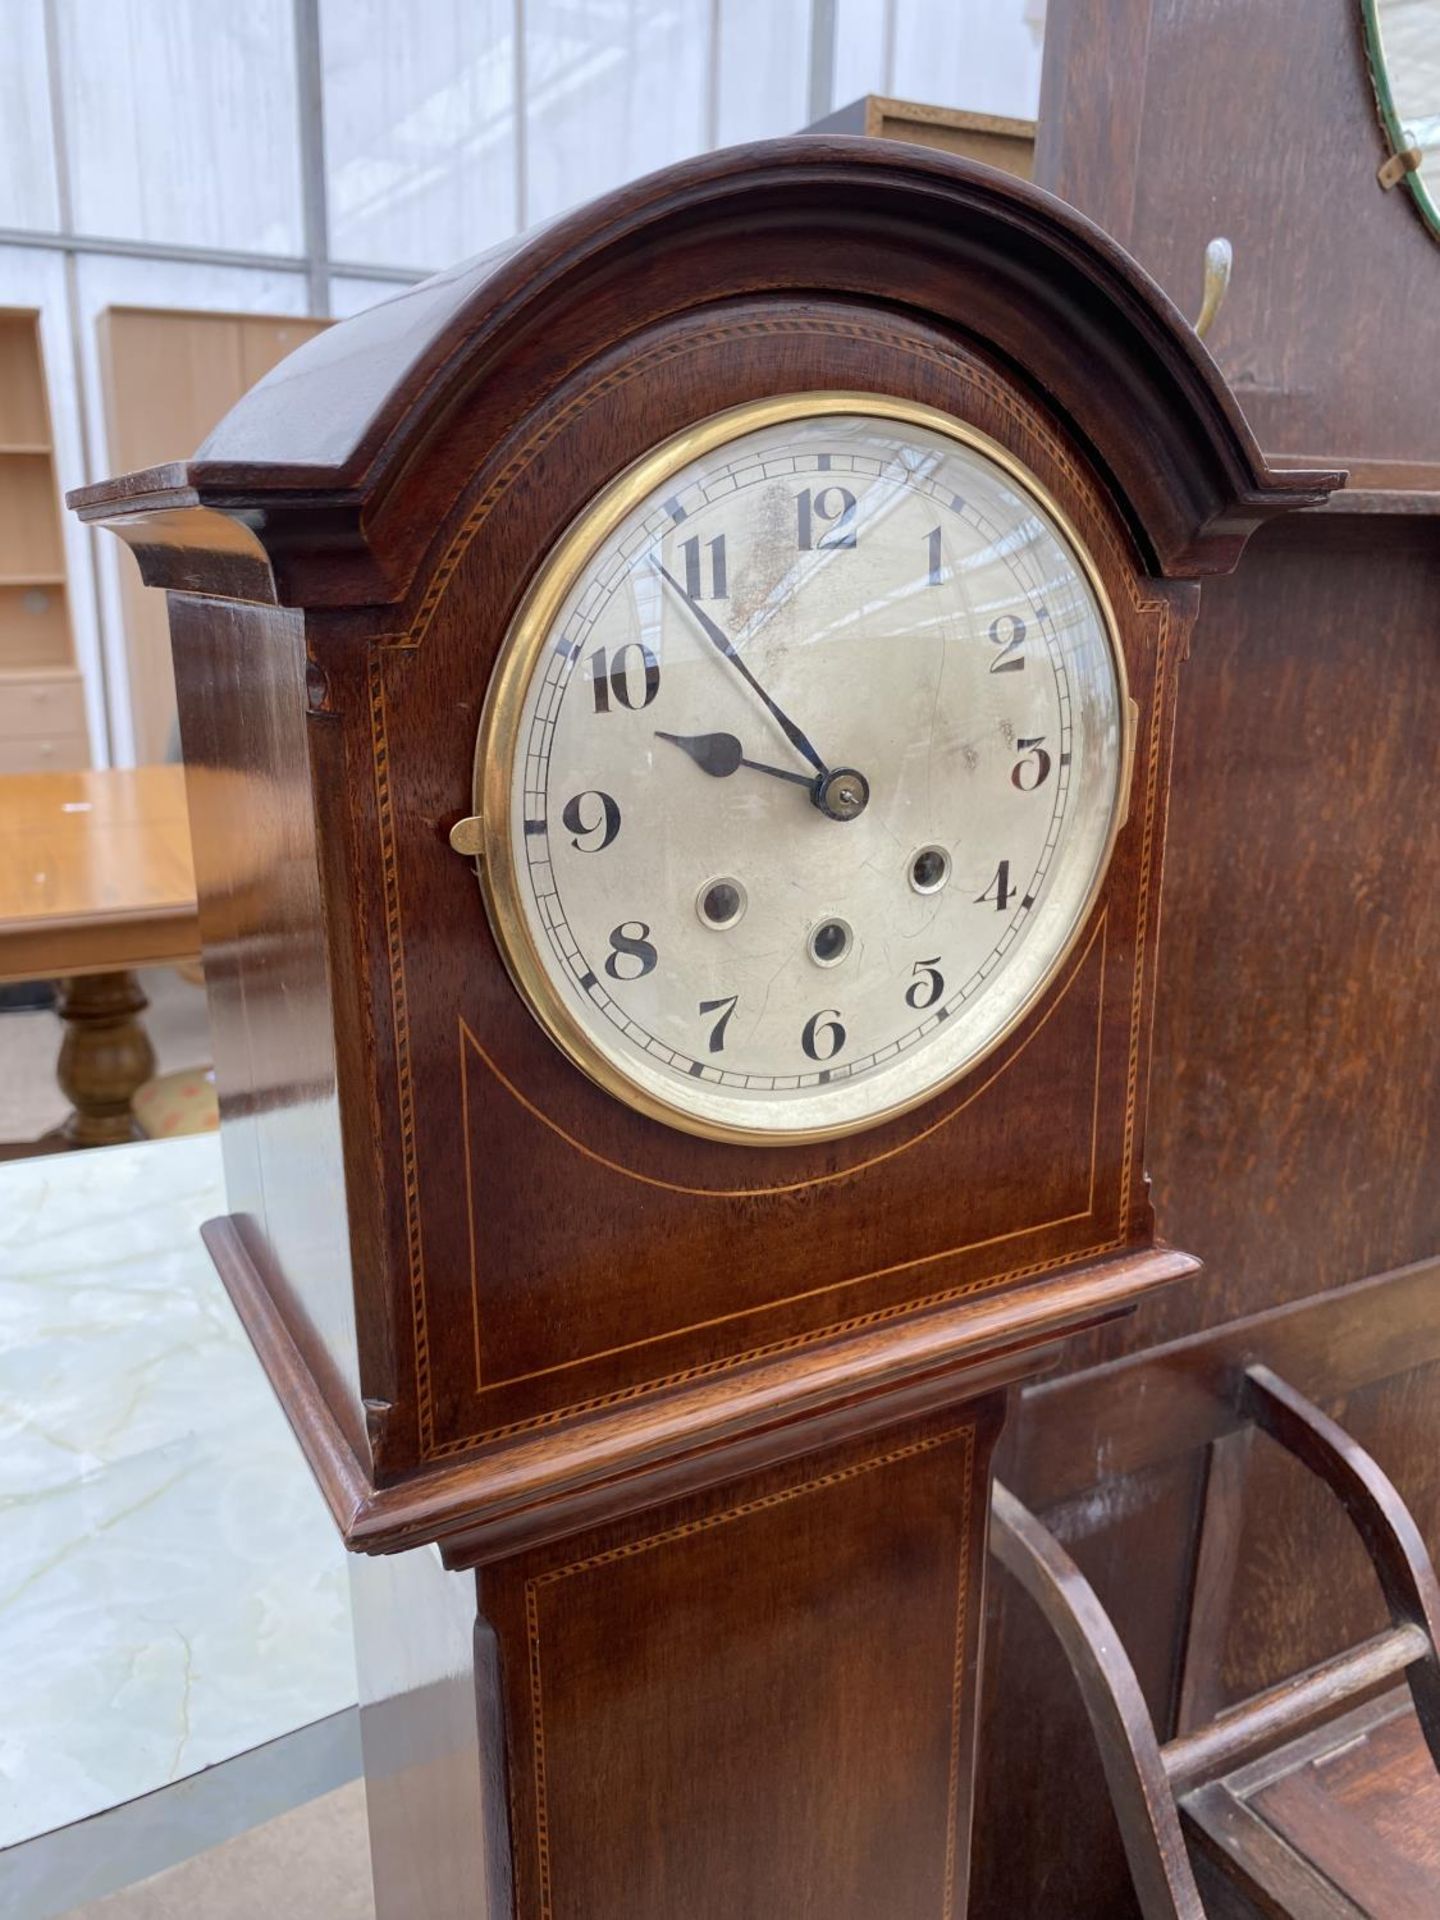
(990, 1365), (1440, 1920)
(990, 1481), (1206, 1920)
(1238, 1363), (1440, 1771)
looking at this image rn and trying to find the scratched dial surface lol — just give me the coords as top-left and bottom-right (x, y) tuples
(480, 401), (1126, 1144)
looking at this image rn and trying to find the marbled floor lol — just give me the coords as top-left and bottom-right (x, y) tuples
(0, 1135), (358, 1855)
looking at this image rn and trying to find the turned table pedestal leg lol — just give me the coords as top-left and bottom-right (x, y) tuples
(47, 971), (156, 1148)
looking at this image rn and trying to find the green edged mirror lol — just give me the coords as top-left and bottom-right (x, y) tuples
(1364, 0), (1440, 239)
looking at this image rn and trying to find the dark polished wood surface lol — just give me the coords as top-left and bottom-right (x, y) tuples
(484, 1402), (1000, 1920)
(995, 1451), (1440, 1920)
(332, 309), (1183, 1478)
(1186, 1695), (1440, 1919)
(977, 523), (1440, 1881)
(206, 1209), (1196, 1563)
(990, 1480), (1206, 1918)
(989, 1327), (1440, 1918)
(1036, 0), (1440, 480)
(968, 6), (1440, 1907)
(1138, 515), (1440, 1352)
(72, 140), (1334, 1917)
(1237, 1706), (1440, 1917)
(979, 1301), (1440, 1915)
(70, 142), (1329, 1505)
(71, 136), (1332, 593)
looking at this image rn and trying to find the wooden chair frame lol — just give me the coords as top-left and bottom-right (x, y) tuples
(990, 1363), (1440, 1919)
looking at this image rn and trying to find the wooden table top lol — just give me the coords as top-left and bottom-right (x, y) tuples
(0, 765), (199, 984)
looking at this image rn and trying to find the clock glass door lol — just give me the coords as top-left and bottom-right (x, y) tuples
(475, 394), (1127, 1143)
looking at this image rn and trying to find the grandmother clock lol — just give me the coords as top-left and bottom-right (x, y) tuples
(73, 141), (1332, 1918)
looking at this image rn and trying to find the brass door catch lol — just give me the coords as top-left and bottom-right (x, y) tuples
(1194, 238), (1233, 342)
(449, 815), (484, 857)
(1378, 145), (1423, 189)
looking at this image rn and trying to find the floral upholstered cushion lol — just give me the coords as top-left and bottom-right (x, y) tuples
(133, 1067), (219, 1139)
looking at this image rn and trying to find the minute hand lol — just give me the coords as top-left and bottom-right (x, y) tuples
(654, 562), (828, 777)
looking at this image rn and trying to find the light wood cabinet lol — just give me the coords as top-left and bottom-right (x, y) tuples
(807, 96), (1035, 179)
(0, 311), (86, 770)
(96, 306), (330, 762)
(0, 312), (52, 446)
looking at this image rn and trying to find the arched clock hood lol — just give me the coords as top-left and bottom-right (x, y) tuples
(72, 136), (1337, 604)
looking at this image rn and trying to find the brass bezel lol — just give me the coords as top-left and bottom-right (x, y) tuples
(471, 391), (1133, 1147)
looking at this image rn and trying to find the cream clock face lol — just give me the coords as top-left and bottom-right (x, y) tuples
(475, 395), (1127, 1144)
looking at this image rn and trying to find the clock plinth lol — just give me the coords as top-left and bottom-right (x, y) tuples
(72, 140), (1337, 1915)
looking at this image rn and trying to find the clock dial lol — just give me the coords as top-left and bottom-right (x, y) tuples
(476, 395), (1127, 1143)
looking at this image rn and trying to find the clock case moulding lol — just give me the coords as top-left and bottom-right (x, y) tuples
(72, 139), (1339, 1571)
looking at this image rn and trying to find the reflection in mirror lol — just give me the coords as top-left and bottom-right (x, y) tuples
(1366, 0), (1440, 238)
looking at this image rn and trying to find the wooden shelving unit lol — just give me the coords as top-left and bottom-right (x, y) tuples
(97, 305), (331, 762)
(0, 310), (88, 771)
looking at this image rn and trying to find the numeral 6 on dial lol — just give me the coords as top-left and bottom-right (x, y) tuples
(801, 1009), (846, 1061)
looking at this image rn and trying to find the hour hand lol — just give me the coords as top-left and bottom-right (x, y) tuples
(654, 730), (815, 790)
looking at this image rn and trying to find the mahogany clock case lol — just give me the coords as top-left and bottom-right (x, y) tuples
(334, 309), (1170, 1466)
(71, 140), (1336, 1550)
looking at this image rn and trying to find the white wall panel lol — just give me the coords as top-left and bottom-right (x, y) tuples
(0, 0), (61, 230)
(322, 0), (517, 271)
(832, 0), (891, 112)
(328, 274), (415, 320)
(6, 0), (1049, 764)
(523, 0), (708, 225)
(890, 0), (1045, 120)
(714, 0), (808, 146)
(55, 0), (304, 254)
